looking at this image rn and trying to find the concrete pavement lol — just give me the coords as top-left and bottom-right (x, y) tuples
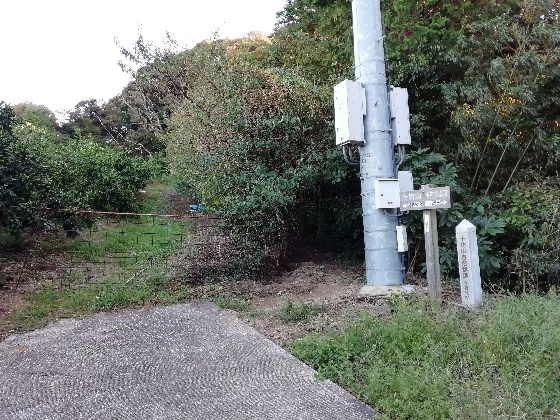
(0, 301), (374, 419)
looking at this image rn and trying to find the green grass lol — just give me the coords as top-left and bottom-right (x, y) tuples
(0, 231), (26, 251)
(60, 178), (191, 264)
(287, 292), (560, 419)
(61, 215), (190, 264)
(9, 179), (193, 331)
(10, 272), (191, 330)
(212, 294), (252, 311)
(279, 299), (323, 322)
(138, 178), (173, 214)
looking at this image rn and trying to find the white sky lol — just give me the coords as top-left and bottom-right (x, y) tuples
(0, 0), (287, 119)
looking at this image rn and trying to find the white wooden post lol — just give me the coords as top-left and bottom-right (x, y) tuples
(455, 220), (482, 308)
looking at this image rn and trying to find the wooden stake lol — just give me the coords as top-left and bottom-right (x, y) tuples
(421, 185), (442, 300)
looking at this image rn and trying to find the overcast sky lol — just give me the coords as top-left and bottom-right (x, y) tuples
(0, 0), (287, 119)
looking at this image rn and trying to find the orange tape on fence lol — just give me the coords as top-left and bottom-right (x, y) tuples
(36, 208), (223, 220)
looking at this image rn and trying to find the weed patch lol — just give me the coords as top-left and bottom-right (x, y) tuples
(288, 293), (560, 419)
(0, 231), (26, 251)
(10, 274), (192, 331)
(212, 294), (252, 311)
(279, 299), (323, 322)
(138, 178), (174, 213)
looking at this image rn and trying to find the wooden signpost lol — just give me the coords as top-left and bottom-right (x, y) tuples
(400, 185), (451, 300)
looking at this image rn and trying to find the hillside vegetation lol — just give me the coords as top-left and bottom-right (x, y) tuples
(2, 0), (559, 291)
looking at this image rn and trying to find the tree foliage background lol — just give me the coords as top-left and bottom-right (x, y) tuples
(103, 0), (558, 290)
(0, 101), (155, 235)
(264, 0), (560, 291)
(3, 0), (558, 290)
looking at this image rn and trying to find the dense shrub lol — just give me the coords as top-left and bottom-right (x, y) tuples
(497, 181), (560, 292)
(163, 40), (357, 273)
(0, 103), (155, 233)
(0, 102), (49, 231)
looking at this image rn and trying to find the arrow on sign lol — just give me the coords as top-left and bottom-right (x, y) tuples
(402, 202), (424, 210)
(400, 187), (452, 211)
(425, 200), (449, 207)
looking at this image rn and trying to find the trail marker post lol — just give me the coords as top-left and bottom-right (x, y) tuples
(456, 220), (483, 308)
(422, 186), (441, 300)
(400, 184), (451, 300)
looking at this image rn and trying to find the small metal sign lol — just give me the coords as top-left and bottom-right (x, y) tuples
(400, 186), (451, 211)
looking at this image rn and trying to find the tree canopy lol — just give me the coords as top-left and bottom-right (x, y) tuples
(12, 102), (58, 131)
(89, 0), (558, 290)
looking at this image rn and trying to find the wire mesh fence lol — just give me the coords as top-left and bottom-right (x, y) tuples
(5, 210), (225, 291)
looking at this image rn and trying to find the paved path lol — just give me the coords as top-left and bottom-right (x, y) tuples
(0, 302), (374, 419)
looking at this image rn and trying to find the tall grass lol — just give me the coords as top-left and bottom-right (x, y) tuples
(288, 293), (560, 419)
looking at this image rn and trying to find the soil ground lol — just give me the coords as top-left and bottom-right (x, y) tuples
(0, 232), (61, 341)
(225, 252), (460, 345)
(233, 256), (390, 344)
(0, 286), (25, 342)
(0, 244), (384, 344)
(0, 247), (401, 344)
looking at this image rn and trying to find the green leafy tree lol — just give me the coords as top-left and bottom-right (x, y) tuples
(0, 102), (49, 231)
(269, 0), (560, 289)
(443, 0), (560, 194)
(270, 0), (354, 83)
(103, 0), (559, 289)
(12, 103), (58, 131)
(1, 100), (154, 234)
(0, 101), (14, 132)
(437, 0), (560, 288)
(62, 99), (107, 138)
(109, 32), (282, 155)
(161, 38), (356, 270)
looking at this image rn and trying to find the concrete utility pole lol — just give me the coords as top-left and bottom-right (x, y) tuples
(352, 0), (403, 285)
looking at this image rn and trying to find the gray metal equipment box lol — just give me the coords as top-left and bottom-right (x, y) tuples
(388, 86), (412, 145)
(373, 179), (401, 209)
(398, 171), (414, 193)
(334, 80), (366, 147)
(396, 225), (408, 252)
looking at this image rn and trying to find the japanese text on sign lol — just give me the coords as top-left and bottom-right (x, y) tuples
(400, 186), (451, 211)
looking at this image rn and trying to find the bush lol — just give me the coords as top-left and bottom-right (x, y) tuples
(164, 40), (357, 273)
(497, 180), (560, 292)
(0, 104), (49, 232)
(0, 103), (155, 234)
